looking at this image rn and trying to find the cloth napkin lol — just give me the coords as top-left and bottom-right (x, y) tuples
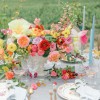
(75, 79), (100, 100)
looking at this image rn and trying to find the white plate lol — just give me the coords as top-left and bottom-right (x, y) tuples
(57, 83), (80, 100)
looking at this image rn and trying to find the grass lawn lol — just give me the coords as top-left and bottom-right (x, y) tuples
(0, 0), (100, 34)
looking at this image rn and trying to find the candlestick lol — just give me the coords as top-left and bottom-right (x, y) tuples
(92, 15), (95, 49)
(89, 29), (93, 66)
(82, 6), (86, 30)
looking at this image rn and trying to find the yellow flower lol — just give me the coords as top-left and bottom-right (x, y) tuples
(50, 31), (60, 38)
(62, 25), (72, 38)
(7, 43), (17, 52)
(0, 39), (4, 48)
(4, 54), (13, 63)
(2, 66), (9, 72)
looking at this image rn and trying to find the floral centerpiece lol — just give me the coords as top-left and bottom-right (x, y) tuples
(0, 17), (88, 80)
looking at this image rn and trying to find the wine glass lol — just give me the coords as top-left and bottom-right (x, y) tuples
(13, 67), (25, 81)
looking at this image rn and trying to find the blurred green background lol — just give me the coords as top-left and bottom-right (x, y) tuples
(0, 0), (100, 38)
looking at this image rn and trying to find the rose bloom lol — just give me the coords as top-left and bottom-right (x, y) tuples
(31, 83), (38, 90)
(38, 50), (44, 56)
(5, 71), (14, 80)
(32, 45), (38, 52)
(30, 52), (36, 56)
(17, 35), (30, 48)
(39, 39), (50, 51)
(48, 51), (60, 62)
(62, 69), (67, 75)
(50, 42), (56, 52)
(51, 71), (57, 77)
(62, 73), (69, 80)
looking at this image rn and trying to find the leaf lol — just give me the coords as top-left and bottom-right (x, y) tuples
(0, 73), (5, 79)
(43, 49), (50, 57)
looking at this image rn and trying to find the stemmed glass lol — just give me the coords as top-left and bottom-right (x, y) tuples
(13, 66), (25, 81)
(84, 59), (99, 87)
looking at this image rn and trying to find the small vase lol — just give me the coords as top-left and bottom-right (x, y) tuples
(21, 55), (48, 76)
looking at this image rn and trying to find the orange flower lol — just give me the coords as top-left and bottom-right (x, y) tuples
(8, 51), (13, 56)
(27, 44), (32, 53)
(17, 35), (30, 48)
(0, 48), (4, 60)
(5, 71), (14, 80)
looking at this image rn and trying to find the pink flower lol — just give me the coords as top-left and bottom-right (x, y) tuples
(31, 83), (38, 90)
(48, 51), (60, 62)
(51, 71), (57, 77)
(38, 50), (44, 56)
(65, 37), (72, 44)
(50, 42), (56, 52)
(32, 45), (38, 52)
(1, 29), (12, 35)
(34, 18), (41, 25)
(80, 30), (88, 45)
(30, 52), (36, 56)
(65, 46), (73, 53)
(32, 37), (42, 44)
(62, 73), (69, 80)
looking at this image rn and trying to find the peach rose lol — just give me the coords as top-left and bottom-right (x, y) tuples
(5, 71), (14, 80)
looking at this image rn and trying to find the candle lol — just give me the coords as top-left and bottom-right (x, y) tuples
(92, 15), (95, 49)
(49, 90), (53, 100)
(82, 6), (85, 30)
(89, 29), (93, 66)
(53, 84), (57, 100)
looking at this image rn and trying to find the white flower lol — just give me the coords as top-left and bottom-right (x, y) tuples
(8, 18), (32, 38)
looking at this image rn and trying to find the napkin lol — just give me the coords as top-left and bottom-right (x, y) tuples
(75, 79), (100, 100)
(14, 87), (27, 100)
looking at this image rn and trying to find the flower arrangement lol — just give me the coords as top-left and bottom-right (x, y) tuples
(0, 17), (88, 80)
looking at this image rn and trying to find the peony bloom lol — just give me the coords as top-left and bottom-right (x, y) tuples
(50, 42), (56, 52)
(62, 73), (69, 80)
(5, 71), (14, 80)
(8, 18), (31, 38)
(32, 45), (38, 52)
(0, 39), (4, 48)
(38, 50), (44, 56)
(31, 83), (38, 90)
(48, 51), (60, 62)
(32, 37), (42, 44)
(17, 35), (30, 48)
(51, 71), (57, 77)
(7, 43), (17, 52)
(39, 39), (50, 51)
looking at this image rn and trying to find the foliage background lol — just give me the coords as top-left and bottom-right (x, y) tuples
(0, 0), (100, 38)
